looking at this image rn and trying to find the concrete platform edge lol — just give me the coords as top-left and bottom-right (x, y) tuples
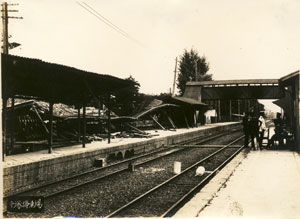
(173, 148), (249, 217)
(3, 122), (241, 196)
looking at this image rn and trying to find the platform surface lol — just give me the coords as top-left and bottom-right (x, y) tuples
(175, 149), (300, 218)
(3, 122), (237, 168)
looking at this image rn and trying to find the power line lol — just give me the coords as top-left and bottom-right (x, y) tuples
(82, 2), (134, 41)
(76, 1), (145, 48)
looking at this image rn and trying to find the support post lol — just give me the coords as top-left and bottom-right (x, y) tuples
(32, 105), (49, 134)
(296, 75), (300, 152)
(48, 102), (53, 154)
(10, 96), (15, 155)
(151, 115), (166, 130)
(218, 100), (221, 122)
(183, 110), (189, 129)
(229, 99), (232, 121)
(98, 97), (102, 134)
(2, 98), (7, 160)
(248, 99), (251, 112)
(172, 57), (178, 97)
(82, 103), (86, 148)
(77, 107), (81, 143)
(165, 111), (176, 129)
(238, 100), (240, 116)
(107, 94), (111, 144)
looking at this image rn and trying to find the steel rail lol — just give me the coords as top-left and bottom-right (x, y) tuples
(4, 128), (240, 199)
(3, 128), (243, 215)
(161, 143), (245, 217)
(44, 131), (242, 199)
(106, 135), (244, 218)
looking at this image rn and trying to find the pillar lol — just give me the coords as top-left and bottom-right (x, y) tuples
(10, 96), (15, 155)
(218, 100), (221, 122)
(107, 94), (111, 144)
(2, 97), (7, 160)
(77, 107), (81, 143)
(48, 102), (53, 154)
(296, 75), (300, 152)
(229, 99), (232, 121)
(82, 103), (86, 148)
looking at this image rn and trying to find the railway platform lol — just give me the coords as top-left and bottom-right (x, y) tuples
(3, 122), (241, 197)
(174, 147), (300, 218)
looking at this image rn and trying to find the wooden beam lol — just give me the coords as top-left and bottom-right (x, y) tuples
(48, 101), (53, 154)
(9, 96), (15, 155)
(194, 111), (197, 127)
(82, 103), (86, 148)
(229, 99), (232, 121)
(183, 110), (189, 129)
(2, 98), (7, 160)
(77, 107), (81, 143)
(32, 105), (49, 134)
(98, 97), (101, 134)
(107, 94), (111, 144)
(150, 115), (166, 130)
(125, 123), (147, 134)
(218, 100), (221, 122)
(296, 75), (300, 152)
(165, 111), (176, 129)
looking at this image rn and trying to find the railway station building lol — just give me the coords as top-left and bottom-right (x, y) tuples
(1, 53), (300, 217)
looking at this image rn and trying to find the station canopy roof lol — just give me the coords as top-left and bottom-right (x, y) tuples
(279, 70), (300, 86)
(187, 79), (279, 87)
(1, 54), (134, 105)
(185, 79), (282, 100)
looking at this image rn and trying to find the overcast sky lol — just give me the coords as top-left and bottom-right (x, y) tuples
(8, 0), (300, 111)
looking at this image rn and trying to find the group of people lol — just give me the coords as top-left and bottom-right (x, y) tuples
(242, 111), (267, 150)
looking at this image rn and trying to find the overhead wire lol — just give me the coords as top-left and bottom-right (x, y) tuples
(76, 1), (145, 48)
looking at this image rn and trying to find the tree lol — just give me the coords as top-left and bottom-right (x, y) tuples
(113, 75), (141, 116)
(176, 49), (212, 96)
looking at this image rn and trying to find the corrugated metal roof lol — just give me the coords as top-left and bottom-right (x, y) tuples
(187, 79), (278, 86)
(279, 70), (300, 84)
(2, 54), (134, 105)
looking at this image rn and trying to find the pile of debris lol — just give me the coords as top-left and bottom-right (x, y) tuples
(5, 97), (192, 154)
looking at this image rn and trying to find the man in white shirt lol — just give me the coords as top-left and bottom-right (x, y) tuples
(258, 111), (266, 149)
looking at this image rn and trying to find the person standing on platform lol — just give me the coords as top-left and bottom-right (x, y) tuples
(242, 112), (250, 147)
(249, 112), (259, 150)
(268, 112), (284, 148)
(258, 111), (266, 150)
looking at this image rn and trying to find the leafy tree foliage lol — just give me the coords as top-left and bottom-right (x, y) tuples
(113, 75), (142, 116)
(177, 49), (212, 96)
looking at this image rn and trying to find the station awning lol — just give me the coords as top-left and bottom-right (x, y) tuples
(1, 54), (134, 105)
(187, 79), (279, 86)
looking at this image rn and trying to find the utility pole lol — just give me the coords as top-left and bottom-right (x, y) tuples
(172, 57), (178, 97)
(194, 59), (198, 81)
(2, 2), (8, 54)
(1, 2), (22, 160)
(1, 2), (23, 54)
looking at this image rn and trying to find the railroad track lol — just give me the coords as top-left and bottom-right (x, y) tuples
(4, 128), (244, 217)
(106, 136), (244, 217)
(4, 128), (241, 198)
